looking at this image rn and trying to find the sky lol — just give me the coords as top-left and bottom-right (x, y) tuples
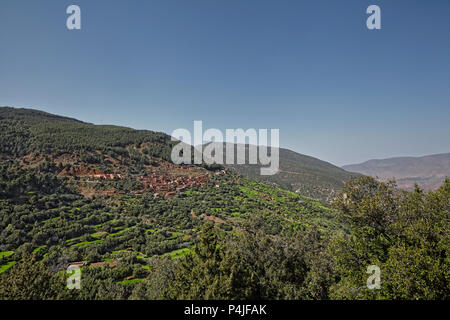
(1, 0), (449, 166)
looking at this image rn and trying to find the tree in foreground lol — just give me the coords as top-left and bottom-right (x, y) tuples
(0, 254), (66, 300)
(329, 177), (449, 299)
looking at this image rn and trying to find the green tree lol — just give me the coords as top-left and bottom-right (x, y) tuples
(0, 254), (65, 300)
(329, 177), (449, 300)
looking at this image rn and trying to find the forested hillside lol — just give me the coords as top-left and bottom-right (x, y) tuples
(0, 107), (448, 300)
(220, 144), (360, 202)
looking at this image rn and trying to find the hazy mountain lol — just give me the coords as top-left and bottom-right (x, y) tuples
(342, 153), (450, 191)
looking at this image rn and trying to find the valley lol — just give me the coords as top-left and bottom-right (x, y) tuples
(0, 107), (448, 300)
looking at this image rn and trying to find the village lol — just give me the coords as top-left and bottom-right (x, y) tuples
(58, 165), (212, 197)
(137, 173), (209, 197)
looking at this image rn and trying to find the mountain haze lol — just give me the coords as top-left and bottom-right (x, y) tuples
(343, 153), (450, 190)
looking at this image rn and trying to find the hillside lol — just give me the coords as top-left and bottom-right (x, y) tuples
(343, 153), (450, 191)
(0, 106), (359, 203)
(0, 106), (448, 301)
(0, 106), (340, 286)
(208, 143), (360, 202)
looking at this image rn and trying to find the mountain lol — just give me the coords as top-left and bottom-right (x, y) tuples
(0, 106), (357, 202)
(0, 106), (340, 280)
(342, 153), (450, 191)
(203, 143), (360, 202)
(1, 106), (448, 301)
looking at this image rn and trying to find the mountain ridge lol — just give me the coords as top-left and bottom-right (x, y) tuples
(199, 142), (360, 202)
(343, 153), (450, 190)
(1, 106), (359, 202)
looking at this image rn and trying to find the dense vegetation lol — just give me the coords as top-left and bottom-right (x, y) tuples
(0, 107), (448, 300)
(0, 107), (173, 161)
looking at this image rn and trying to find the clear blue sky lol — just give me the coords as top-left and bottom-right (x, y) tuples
(1, 0), (449, 166)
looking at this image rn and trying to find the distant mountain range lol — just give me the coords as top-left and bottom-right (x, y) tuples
(342, 153), (450, 191)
